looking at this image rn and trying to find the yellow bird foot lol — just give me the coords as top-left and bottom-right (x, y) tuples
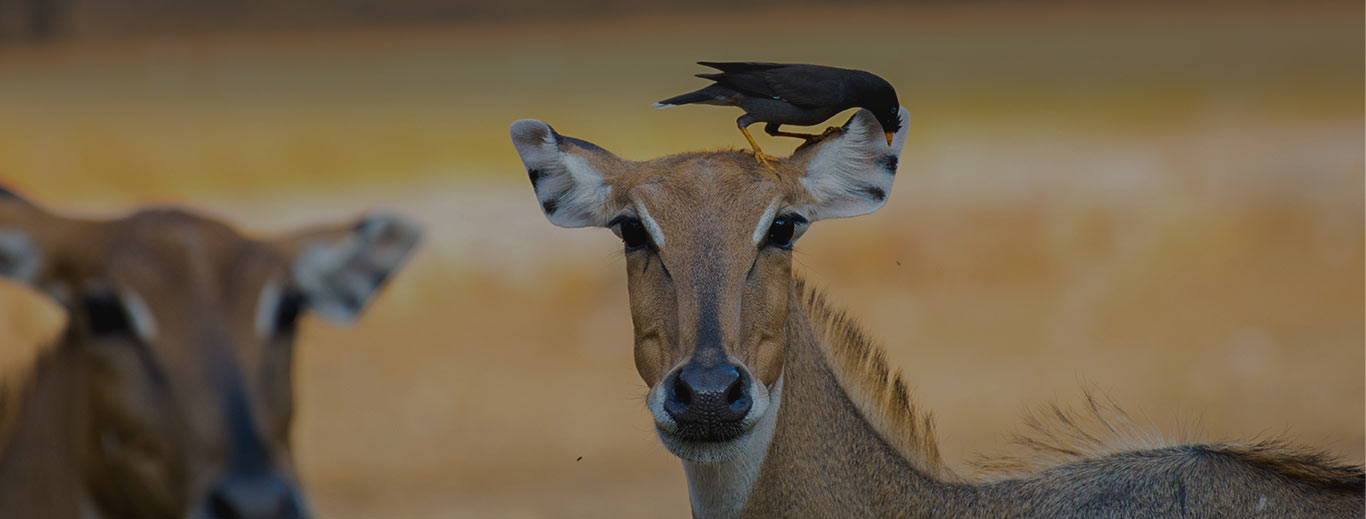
(739, 125), (781, 174)
(751, 148), (780, 174)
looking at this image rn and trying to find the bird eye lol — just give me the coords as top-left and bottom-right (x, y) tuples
(83, 292), (133, 338)
(766, 217), (797, 249)
(617, 218), (651, 251)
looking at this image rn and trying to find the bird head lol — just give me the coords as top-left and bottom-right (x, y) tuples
(860, 78), (902, 145)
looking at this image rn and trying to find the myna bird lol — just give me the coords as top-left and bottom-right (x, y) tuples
(654, 61), (902, 168)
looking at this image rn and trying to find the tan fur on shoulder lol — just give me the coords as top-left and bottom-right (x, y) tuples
(793, 278), (956, 481)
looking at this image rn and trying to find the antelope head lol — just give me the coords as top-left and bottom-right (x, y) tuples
(0, 193), (420, 519)
(511, 108), (908, 463)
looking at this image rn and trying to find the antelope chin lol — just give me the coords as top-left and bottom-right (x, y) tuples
(647, 379), (774, 464)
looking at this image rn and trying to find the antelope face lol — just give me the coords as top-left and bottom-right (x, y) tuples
(512, 108), (908, 463)
(0, 198), (420, 519)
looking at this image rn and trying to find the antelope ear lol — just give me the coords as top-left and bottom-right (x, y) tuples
(0, 228), (39, 284)
(510, 119), (626, 228)
(791, 107), (909, 221)
(0, 189), (59, 287)
(286, 214), (422, 323)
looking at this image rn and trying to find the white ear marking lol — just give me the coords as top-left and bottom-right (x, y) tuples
(292, 214), (420, 324)
(511, 119), (617, 228)
(0, 229), (40, 282)
(799, 107), (909, 221)
(293, 239), (363, 322)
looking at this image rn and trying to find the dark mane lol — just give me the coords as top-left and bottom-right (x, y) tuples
(967, 376), (1365, 488)
(793, 278), (954, 479)
(792, 279), (1363, 490)
(1208, 441), (1365, 492)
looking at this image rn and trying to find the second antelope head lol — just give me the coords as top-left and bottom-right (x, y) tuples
(0, 193), (421, 519)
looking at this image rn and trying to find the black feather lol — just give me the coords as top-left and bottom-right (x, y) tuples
(656, 62), (901, 136)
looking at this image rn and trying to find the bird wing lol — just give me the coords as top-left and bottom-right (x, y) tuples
(697, 61), (787, 73)
(696, 62), (847, 108)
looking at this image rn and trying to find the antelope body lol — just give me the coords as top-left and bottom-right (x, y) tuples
(0, 187), (420, 519)
(510, 109), (1365, 518)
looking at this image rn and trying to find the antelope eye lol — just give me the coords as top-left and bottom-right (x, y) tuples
(273, 290), (306, 336)
(766, 217), (796, 249)
(83, 292), (133, 337)
(616, 218), (651, 251)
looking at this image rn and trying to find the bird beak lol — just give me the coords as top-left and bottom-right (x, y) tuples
(884, 131), (895, 146)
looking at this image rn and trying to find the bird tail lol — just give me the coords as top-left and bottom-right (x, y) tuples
(653, 89), (717, 109)
(655, 90), (710, 109)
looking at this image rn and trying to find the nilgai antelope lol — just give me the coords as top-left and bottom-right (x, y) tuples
(0, 186), (420, 519)
(510, 109), (1365, 518)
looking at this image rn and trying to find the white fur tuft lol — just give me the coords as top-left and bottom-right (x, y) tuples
(292, 215), (420, 323)
(0, 229), (40, 282)
(800, 106), (909, 221)
(510, 119), (616, 228)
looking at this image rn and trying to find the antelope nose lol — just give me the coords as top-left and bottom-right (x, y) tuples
(664, 363), (753, 430)
(206, 472), (301, 519)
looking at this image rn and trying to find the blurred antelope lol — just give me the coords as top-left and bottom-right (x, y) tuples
(511, 110), (1364, 518)
(0, 187), (420, 519)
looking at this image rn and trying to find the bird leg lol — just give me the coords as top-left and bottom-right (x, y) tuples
(739, 125), (780, 174)
(763, 122), (832, 142)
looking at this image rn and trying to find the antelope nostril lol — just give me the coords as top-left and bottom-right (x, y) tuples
(665, 363), (752, 433)
(673, 373), (693, 407)
(725, 375), (745, 407)
(205, 472), (301, 519)
(208, 490), (234, 519)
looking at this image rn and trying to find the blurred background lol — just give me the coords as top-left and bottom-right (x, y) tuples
(0, 1), (1361, 517)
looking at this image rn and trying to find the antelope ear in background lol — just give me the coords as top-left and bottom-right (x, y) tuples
(285, 214), (422, 323)
(0, 228), (39, 284)
(0, 188), (83, 302)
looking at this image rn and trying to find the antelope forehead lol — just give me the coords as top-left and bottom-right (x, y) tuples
(626, 169), (789, 246)
(104, 239), (286, 335)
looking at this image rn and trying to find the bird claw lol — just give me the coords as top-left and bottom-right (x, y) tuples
(752, 150), (781, 174)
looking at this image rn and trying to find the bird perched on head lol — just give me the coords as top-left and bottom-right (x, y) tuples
(654, 61), (902, 170)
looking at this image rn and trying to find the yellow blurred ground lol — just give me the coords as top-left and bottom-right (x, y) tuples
(0, 3), (1361, 518)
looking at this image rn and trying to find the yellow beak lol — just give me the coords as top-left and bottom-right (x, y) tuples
(884, 131), (895, 146)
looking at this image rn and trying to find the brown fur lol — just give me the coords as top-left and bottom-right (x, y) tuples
(973, 390), (1364, 493)
(0, 193), (419, 518)
(745, 280), (1365, 518)
(515, 114), (1364, 517)
(971, 390), (1174, 480)
(795, 279), (952, 481)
